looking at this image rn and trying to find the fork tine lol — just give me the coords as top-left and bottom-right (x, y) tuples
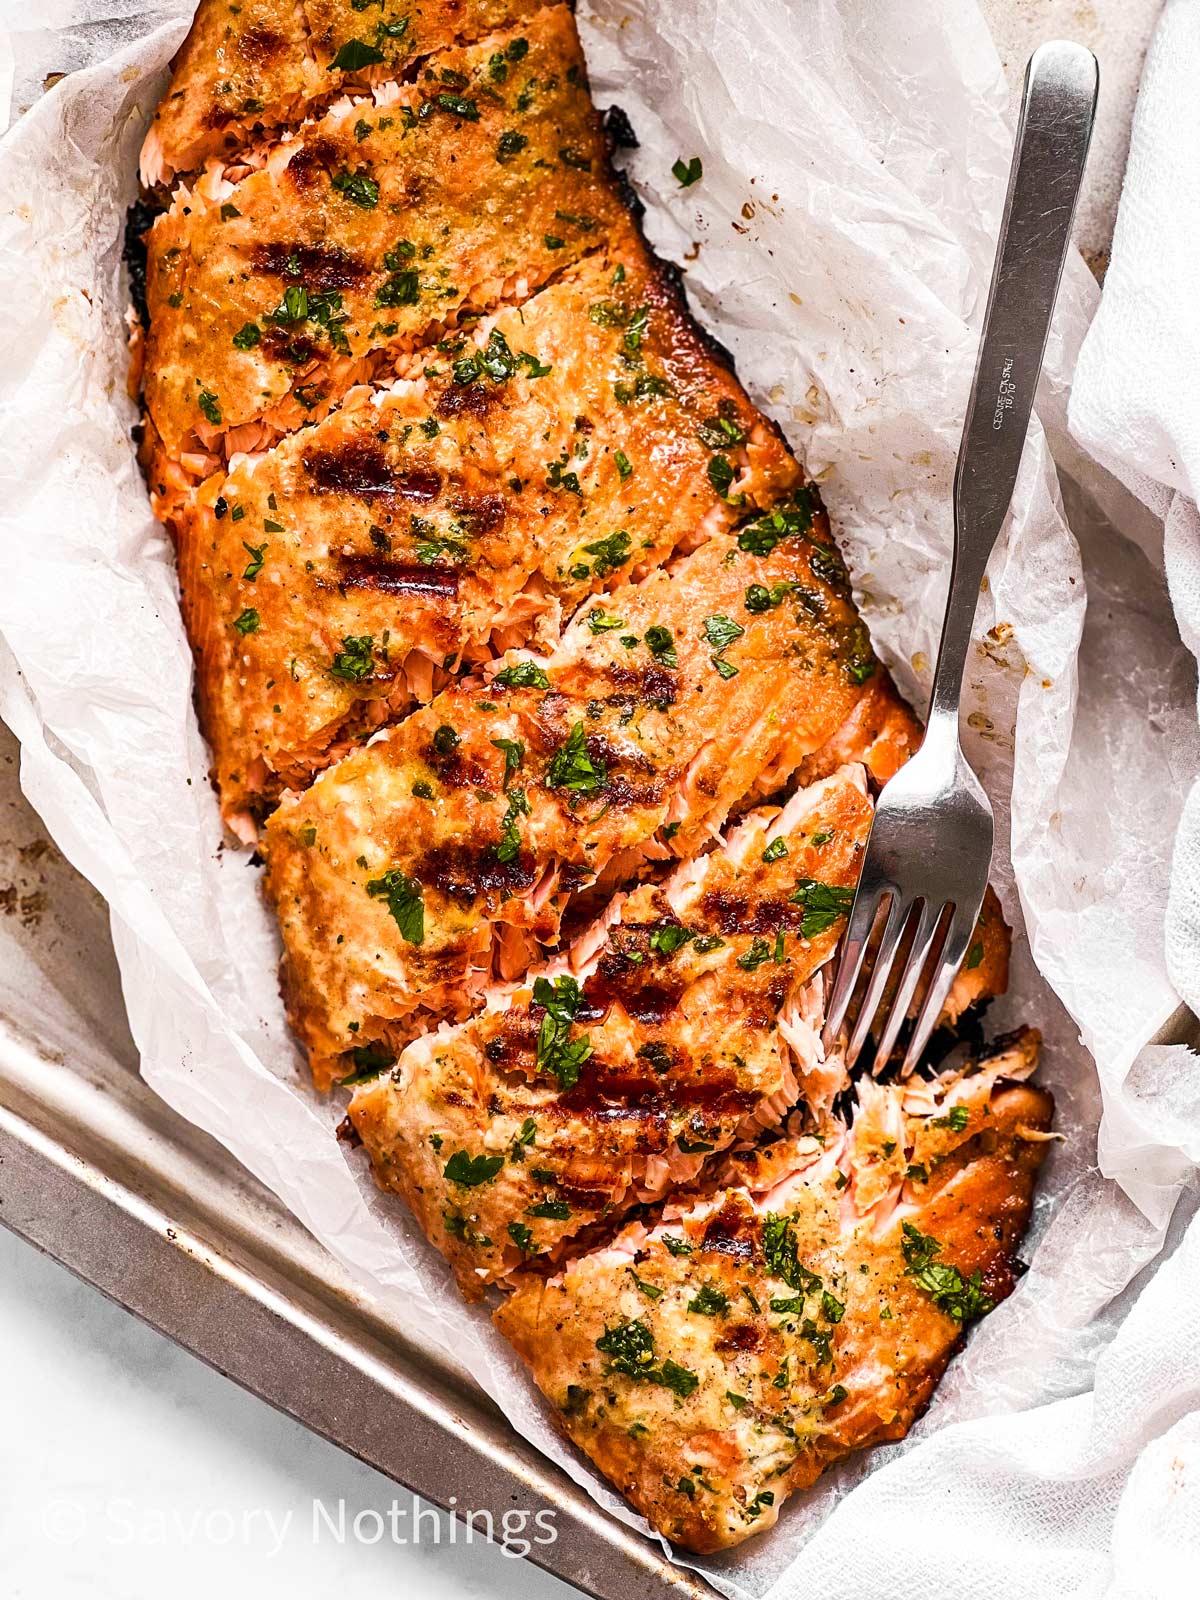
(899, 901), (979, 1077)
(843, 893), (908, 1070)
(823, 881), (891, 1044)
(871, 901), (942, 1072)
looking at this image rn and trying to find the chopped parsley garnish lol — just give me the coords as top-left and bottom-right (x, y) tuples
(613, 372), (671, 405)
(737, 489), (818, 555)
(707, 454), (735, 497)
(545, 454), (582, 495)
(810, 541), (850, 590)
(820, 1291), (846, 1324)
(676, 1132), (715, 1154)
(507, 1221), (536, 1255)
(365, 868), (424, 945)
(494, 660), (550, 690)
(328, 38), (385, 73)
(241, 541), (267, 581)
(232, 322), (262, 350)
(496, 130), (528, 162)
(575, 529), (631, 579)
(198, 389), (221, 426)
(703, 614), (745, 653)
(375, 269), (421, 308)
(697, 414), (746, 450)
(672, 155), (703, 187)
(692, 934), (726, 954)
(435, 92), (479, 120)
(687, 1284), (729, 1316)
(443, 1149), (504, 1188)
(490, 736), (525, 786)
(657, 1360), (699, 1399)
(545, 721), (607, 796)
(744, 581), (795, 613)
(745, 1491), (775, 1521)
(761, 837), (788, 863)
(648, 923), (693, 956)
(331, 169), (379, 208)
(595, 1318), (656, 1378)
(594, 1321), (700, 1398)
(627, 1268), (663, 1301)
(329, 634), (375, 681)
(845, 621), (876, 684)
(432, 724), (459, 756)
(453, 328), (550, 384)
(901, 1221), (994, 1323)
(527, 1197), (571, 1220)
(494, 787), (530, 863)
(232, 608), (259, 635)
(270, 285), (309, 324)
(967, 940), (984, 969)
(644, 625), (677, 668)
(338, 1041), (396, 1086)
(532, 974), (592, 1091)
(789, 877), (854, 937)
(614, 449), (633, 480)
(762, 1213), (822, 1294)
(510, 1117), (537, 1159)
(810, 829), (833, 846)
(827, 1384), (848, 1405)
(736, 937), (775, 971)
(662, 1234), (693, 1257)
(932, 1105), (970, 1132)
(443, 1211), (490, 1247)
(586, 610), (626, 634)
(703, 613), (743, 676)
(726, 1391), (748, 1410)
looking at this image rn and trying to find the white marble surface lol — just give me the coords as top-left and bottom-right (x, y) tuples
(0, 1226), (573, 1600)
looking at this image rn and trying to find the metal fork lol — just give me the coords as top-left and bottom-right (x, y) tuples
(824, 41), (1098, 1078)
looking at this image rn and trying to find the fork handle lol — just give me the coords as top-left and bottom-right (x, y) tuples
(928, 42), (1098, 732)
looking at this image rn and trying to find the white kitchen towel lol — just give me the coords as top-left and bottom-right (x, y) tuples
(1070, 0), (1200, 1018)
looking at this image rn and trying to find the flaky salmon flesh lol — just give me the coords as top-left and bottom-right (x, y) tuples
(347, 766), (875, 1296)
(262, 504), (968, 1087)
(144, 7), (624, 461)
(145, 217), (803, 829)
(496, 1031), (1052, 1552)
(139, 0), (1048, 1557)
(141, 1), (549, 186)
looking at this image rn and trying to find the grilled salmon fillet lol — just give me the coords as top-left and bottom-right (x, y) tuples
(262, 504), (956, 1085)
(347, 766), (874, 1295)
(143, 221), (802, 830)
(140, 0), (1046, 1556)
(144, 6), (624, 460)
(141, 0), (548, 186)
(496, 1030), (1052, 1553)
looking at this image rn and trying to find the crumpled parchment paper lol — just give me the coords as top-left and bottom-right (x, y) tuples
(0, 2), (1197, 1593)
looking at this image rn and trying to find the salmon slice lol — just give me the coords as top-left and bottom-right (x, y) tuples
(143, 6), (626, 459)
(141, 0), (550, 186)
(262, 504), (949, 1085)
(144, 223), (803, 827)
(346, 767), (874, 1294)
(495, 1030), (1052, 1553)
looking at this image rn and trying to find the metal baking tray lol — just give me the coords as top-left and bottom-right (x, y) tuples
(0, 719), (714, 1600)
